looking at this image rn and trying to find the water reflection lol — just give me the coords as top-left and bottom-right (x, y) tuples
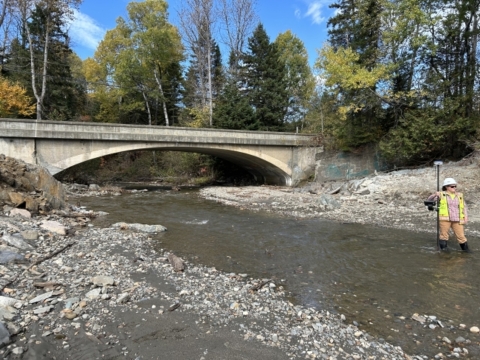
(77, 190), (479, 357)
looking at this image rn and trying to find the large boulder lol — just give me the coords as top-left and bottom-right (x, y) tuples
(0, 154), (66, 212)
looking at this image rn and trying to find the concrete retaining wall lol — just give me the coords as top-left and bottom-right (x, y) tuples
(314, 147), (387, 182)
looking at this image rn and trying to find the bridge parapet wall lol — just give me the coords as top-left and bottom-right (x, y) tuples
(0, 119), (312, 146)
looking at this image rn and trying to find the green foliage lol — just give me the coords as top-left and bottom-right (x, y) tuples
(29, 5), (83, 120)
(314, 0), (480, 164)
(243, 24), (289, 131)
(179, 106), (210, 128)
(274, 31), (315, 124)
(181, 39), (225, 129)
(213, 79), (256, 130)
(3, 2), (85, 120)
(379, 104), (479, 166)
(4, 39), (32, 101)
(314, 45), (389, 149)
(87, 0), (184, 125)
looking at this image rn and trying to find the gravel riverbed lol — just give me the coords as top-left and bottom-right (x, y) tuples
(199, 158), (480, 237)
(0, 199), (413, 359)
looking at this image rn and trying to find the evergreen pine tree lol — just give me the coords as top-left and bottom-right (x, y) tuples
(3, 38), (33, 102)
(213, 78), (255, 130)
(243, 24), (288, 131)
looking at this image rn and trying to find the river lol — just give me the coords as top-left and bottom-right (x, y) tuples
(76, 188), (480, 358)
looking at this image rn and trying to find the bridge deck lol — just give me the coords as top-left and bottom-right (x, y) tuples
(0, 119), (315, 146)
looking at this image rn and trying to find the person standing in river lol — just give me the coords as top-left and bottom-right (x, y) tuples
(427, 178), (469, 251)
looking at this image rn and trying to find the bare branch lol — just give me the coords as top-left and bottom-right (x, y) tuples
(218, 0), (257, 69)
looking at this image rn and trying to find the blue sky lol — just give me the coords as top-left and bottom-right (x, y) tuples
(69, 0), (334, 67)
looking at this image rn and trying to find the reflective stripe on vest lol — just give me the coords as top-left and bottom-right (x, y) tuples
(438, 192), (465, 223)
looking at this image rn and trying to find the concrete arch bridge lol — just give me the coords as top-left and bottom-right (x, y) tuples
(0, 119), (320, 186)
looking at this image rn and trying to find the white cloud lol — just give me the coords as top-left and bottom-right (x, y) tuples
(294, 8), (302, 19)
(298, 0), (333, 25)
(305, 2), (325, 24)
(68, 10), (106, 50)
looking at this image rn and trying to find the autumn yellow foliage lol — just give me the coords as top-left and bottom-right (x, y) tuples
(0, 77), (35, 117)
(185, 106), (210, 128)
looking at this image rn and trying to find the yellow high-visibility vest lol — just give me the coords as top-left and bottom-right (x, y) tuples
(438, 192), (466, 224)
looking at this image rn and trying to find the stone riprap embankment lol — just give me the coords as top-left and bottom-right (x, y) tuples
(199, 157), (480, 237)
(0, 204), (416, 359)
(0, 155), (66, 214)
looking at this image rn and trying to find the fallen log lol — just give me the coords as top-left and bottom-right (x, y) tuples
(168, 303), (181, 312)
(33, 281), (62, 288)
(0, 242), (76, 292)
(29, 242), (76, 267)
(249, 279), (272, 292)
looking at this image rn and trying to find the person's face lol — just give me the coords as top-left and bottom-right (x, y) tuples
(446, 184), (457, 193)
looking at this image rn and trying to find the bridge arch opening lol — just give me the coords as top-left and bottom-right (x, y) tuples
(55, 146), (292, 186)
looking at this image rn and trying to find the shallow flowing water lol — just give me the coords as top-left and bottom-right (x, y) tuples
(77, 188), (480, 357)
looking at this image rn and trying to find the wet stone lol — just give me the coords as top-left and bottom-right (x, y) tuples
(92, 276), (115, 287)
(20, 230), (38, 240)
(0, 322), (10, 346)
(33, 305), (53, 315)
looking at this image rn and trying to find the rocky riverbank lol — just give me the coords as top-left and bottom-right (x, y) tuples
(0, 206), (413, 360)
(199, 156), (480, 239)
(2, 154), (479, 359)
(0, 155), (419, 359)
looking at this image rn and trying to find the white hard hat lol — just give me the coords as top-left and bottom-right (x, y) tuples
(443, 178), (457, 187)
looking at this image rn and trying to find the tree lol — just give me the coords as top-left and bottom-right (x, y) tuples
(126, 0), (184, 126)
(29, 5), (83, 120)
(0, 0), (14, 69)
(91, 0), (184, 126)
(0, 75), (35, 116)
(218, 0), (257, 75)
(3, 37), (31, 91)
(178, 0), (215, 126)
(182, 39), (224, 111)
(243, 23), (288, 131)
(14, 0), (82, 120)
(213, 78), (255, 129)
(317, 0), (480, 164)
(323, 0), (386, 149)
(274, 30), (315, 128)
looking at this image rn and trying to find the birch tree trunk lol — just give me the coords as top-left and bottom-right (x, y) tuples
(207, 49), (213, 126)
(141, 90), (152, 126)
(154, 69), (170, 127)
(25, 17), (49, 120)
(15, 0), (81, 120)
